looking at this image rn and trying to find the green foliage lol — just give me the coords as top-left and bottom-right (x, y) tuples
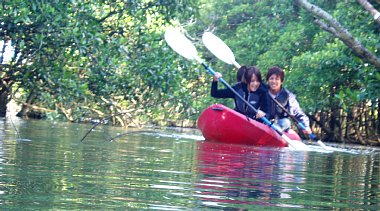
(1, 0), (379, 138)
(194, 0), (379, 114)
(1, 0), (203, 124)
(191, 0), (379, 144)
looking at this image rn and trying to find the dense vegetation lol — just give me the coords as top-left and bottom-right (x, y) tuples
(1, 0), (379, 145)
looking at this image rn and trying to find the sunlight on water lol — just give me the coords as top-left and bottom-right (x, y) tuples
(0, 117), (379, 210)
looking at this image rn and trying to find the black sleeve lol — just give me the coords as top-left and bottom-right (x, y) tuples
(258, 84), (269, 114)
(211, 81), (236, 98)
(259, 91), (269, 114)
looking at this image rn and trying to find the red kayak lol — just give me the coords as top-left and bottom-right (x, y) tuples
(197, 104), (302, 147)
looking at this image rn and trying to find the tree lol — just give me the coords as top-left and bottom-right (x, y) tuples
(289, 0), (379, 144)
(294, 0), (380, 70)
(194, 0), (379, 144)
(0, 0), (201, 126)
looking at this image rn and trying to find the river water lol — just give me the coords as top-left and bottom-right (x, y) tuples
(0, 117), (379, 210)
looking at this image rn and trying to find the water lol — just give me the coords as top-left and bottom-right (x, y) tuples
(0, 117), (379, 210)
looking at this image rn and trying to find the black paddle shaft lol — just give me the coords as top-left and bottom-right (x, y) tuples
(270, 96), (318, 140)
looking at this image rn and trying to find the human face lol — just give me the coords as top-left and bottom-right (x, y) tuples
(248, 74), (260, 92)
(268, 74), (282, 94)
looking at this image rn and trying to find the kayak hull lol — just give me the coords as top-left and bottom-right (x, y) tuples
(197, 104), (302, 147)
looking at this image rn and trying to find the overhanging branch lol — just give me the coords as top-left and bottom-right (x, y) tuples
(295, 0), (380, 70)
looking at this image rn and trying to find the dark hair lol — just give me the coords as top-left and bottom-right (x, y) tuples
(237, 66), (246, 82)
(266, 66), (284, 82)
(244, 66), (262, 84)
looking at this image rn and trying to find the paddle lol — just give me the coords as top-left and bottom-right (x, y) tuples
(202, 32), (331, 150)
(164, 28), (308, 150)
(202, 32), (241, 69)
(269, 97), (330, 149)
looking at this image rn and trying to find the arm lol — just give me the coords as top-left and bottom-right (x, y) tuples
(210, 73), (236, 98)
(256, 86), (268, 119)
(211, 81), (236, 98)
(288, 93), (312, 134)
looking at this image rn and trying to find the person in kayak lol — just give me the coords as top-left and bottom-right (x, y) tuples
(211, 65), (267, 119)
(265, 66), (312, 135)
(236, 65), (246, 83)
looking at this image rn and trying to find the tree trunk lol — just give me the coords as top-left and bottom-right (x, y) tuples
(17, 89), (36, 118)
(330, 106), (341, 142)
(310, 111), (335, 141)
(0, 89), (8, 117)
(356, 0), (380, 25)
(0, 78), (11, 117)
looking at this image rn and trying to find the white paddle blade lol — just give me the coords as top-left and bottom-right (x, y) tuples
(164, 28), (198, 61)
(282, 135), (309, 151)
(202, 32), (236, 65)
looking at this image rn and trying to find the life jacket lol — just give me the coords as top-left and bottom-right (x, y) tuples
(234, 83), (264, 118)
(266, 87), (290, 120)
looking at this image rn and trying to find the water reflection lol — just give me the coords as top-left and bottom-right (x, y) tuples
(0, 118), (378, 210)
(196, 141), (309, 209)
